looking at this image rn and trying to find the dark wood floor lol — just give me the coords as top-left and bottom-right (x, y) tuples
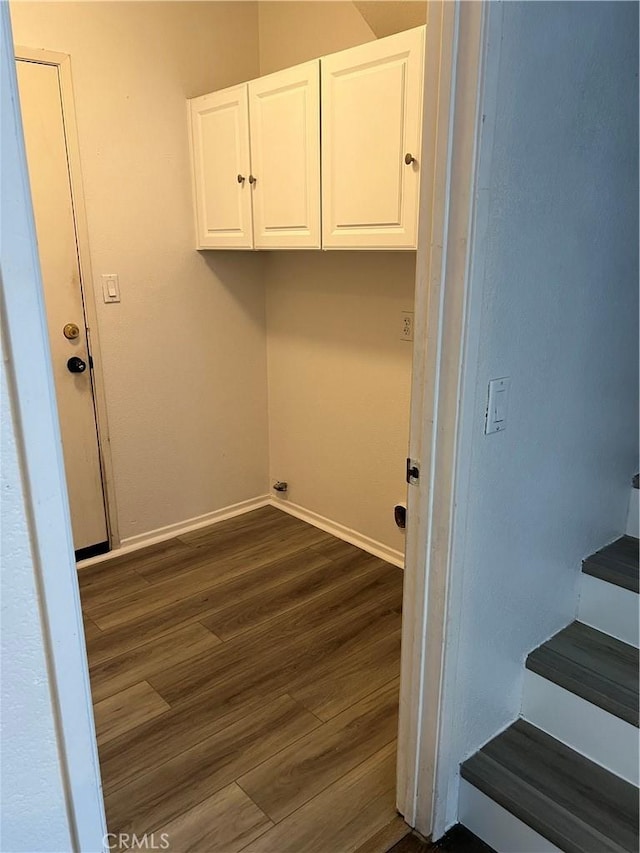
(79, 506), (408, 852)
(387, 825), (493, 853)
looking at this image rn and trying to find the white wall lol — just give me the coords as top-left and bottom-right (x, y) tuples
(0, 43), (72, 825)
(0, 363), (72, 851)
(260, 2), (415, 556)
(10, 1), (270, 543)
(434, 1), (639, 834)
(2, 6), (106, 843)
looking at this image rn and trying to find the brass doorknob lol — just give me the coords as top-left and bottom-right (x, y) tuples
(237, 174), (245, 184)
(405, 153), (416, 165)
(63, 323), (80, 340)
(249, 175), (257, 185)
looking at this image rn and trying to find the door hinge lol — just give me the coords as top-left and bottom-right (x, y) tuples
(406, 458), (420, 485)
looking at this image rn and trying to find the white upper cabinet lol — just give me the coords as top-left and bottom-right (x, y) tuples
(321, 27), (425, 249)
(189, 85), (253, 249)
(188, 26), (426, 251)
(249, 61), (321, 249)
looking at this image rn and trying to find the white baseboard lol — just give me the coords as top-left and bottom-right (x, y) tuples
(78, 493), (405, 572)
(458, 779), (561, 853)
(269, 496), (405, 568)
(578, 572), (639, 648)
(77, 494), (271, 569)
(627, 488), (639, 537)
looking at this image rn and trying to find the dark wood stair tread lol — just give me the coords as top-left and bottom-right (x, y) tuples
(460, 720), (639, 853)
(582, 536), (639, 593)
(526, 621), (639, 726)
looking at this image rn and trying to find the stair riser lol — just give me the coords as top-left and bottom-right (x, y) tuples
(627, 489), (639, 538)
(578, 573), (639, 648)
(459, 779), (561, 853)
(522, 670), (639, 785)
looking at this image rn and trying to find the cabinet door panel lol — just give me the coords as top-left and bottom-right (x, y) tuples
(249, 61), (320, 249)
(189, 86), (253, 249)
(322, 27), (425, 249)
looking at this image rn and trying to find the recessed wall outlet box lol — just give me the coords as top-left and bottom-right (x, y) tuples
(401, 311), (414, 341)
(102, 273), (120, 303)
(485, 377), (511, 434)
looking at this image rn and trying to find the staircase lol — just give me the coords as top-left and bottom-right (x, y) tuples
(458, 482), (639, 853)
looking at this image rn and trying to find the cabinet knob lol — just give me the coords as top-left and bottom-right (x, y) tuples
(237, 174), (245, 184)
(249, 175), (257, 185)
(404, 153), (416, 166)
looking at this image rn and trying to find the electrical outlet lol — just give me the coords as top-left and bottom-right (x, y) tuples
(401, 311), (414, 342)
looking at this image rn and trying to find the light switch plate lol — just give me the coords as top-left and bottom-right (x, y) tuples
(102, 273), (120, 303)
(485, 377), (511, 434)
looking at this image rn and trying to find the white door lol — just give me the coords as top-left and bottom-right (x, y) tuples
(321, 26), (425, 249)
(249, 61), (321, 249)
(16, 59), (108, 554)
(189, 85), (253, 249)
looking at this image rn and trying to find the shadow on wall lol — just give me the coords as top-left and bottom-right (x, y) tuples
(200, 250), (267, 332)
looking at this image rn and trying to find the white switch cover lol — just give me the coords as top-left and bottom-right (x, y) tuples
(102, 273), (120, 303)
(400, 311), (414, 342)
(485, 377), (511, 434)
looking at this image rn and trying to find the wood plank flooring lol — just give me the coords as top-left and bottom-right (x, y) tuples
(78, 506), (406, 852)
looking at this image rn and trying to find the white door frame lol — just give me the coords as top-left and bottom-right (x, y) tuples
(2, 0), (488, 845)
(1, 5), (107, 849)
(14, 44), (120, 550)
(397, 0), (487, 836)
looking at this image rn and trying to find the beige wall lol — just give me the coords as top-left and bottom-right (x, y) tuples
(11, 0), (416, 556)
(353, 1), (427, 38)
(258, 1), (375, 74)
(265, 253), (415, 554)
(10, 2), (270, 542)
(259, 2), (415, 555)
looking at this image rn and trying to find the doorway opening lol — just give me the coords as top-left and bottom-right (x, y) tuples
(15, 38), (413, 845)
(7, 0), (480, 844)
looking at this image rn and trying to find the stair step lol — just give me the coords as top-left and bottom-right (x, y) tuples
(526, 621), (638, 727)
(578, 572), (639, 648)
(460, 720), (639, 853)
(582, 536), (639, 593)
(522, 669), (638, 784)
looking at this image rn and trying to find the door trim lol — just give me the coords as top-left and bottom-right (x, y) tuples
(15, 45), (120, 548)
(2, 9), (107, 848)
(397, 0), (486, 837)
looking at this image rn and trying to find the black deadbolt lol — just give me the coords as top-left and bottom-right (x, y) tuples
(67, 356), (87, 374)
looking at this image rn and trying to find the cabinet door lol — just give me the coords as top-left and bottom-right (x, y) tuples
(189, 85), (253, 249)
(321, 27), (425, 249)
(249, 61), (320, 249)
